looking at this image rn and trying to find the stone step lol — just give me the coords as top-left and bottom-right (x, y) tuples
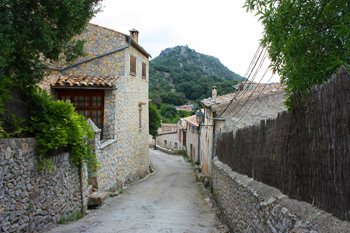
(88, 191), (109, 208)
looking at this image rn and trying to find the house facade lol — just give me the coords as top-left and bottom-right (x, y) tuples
(41, 24), (151, 192)
(175, 104), (194, 112)
(199, 84), (285, 176)
(155, 123), (180, 150)
(178, 115), (199, 162)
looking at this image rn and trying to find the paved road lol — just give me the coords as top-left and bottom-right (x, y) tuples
(48, 149), (227, 233)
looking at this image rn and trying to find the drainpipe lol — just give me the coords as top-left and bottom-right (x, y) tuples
(197, 126), (201, 164)
(211, 112), (216, 162)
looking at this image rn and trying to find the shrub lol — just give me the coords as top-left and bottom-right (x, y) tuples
(29, 89), (96, 169)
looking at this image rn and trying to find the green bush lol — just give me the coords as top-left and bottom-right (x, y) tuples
(58, 210), (84, 224)
(29, 89), (96, 169)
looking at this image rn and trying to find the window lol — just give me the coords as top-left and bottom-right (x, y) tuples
(142, 62), (147, 79)
(130, 55), (137, 75)
(56, 89), (104, 134)
(164, 140), (167, 145)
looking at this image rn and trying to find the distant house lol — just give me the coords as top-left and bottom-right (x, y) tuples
(198, 84), (286, 176)
(41, 23), (152, 192)
(234, 81), (259, 91)
(176, 104), (194, 112)
(156, 123), (180, 150)
(178, 115), (199, 162)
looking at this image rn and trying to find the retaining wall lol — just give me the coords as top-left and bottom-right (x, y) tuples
(0, 138), (86, 233)
(212, 158), (350, 233)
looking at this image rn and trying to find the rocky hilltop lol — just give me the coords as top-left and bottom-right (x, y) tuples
(150, 45), (244, 104)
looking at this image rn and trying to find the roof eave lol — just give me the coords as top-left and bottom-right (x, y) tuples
(130, 38), (152, 58)
(52, 86), (117, 90)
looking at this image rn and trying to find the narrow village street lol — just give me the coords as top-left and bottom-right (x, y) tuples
(48, 149), (227, 233)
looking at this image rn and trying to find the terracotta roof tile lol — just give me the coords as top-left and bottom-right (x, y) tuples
(182, 115), (199, 127)
(53, 75), (119, 89)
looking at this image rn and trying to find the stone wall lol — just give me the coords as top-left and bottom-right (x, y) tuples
(158, 123), (177, 133)
(100, 46), (151, 189)
(0, 138), (87, 233)
(216, 67), (350, 220)
(94, 139), (119, 191)
(212, 158), (350, 233)
(156, 132), (179, 151)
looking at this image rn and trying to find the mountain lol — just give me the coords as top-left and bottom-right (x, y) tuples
(149, 45), (244, 106)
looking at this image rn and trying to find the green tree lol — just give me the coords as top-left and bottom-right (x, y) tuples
(160, 104), (177, 120)
(177, 110), (191, 118)
(149, 103), (161, 140)
(160, 92), (187, 105)
(0, 0), (101, 90)
(0, 0), (100, 135)
(245, 0), (350, 107)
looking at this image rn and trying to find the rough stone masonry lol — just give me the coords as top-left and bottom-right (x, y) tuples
(211, 158), (350, 233)
(0, 138), (85, 233)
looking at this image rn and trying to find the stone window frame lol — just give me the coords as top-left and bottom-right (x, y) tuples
(130, 55), (137, 76)
(141, 62), (147, 79)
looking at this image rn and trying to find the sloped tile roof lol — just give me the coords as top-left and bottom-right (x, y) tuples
(201, 83), (285, 108)
(53, 75), (119, 89)
(182, 115), (199, 127)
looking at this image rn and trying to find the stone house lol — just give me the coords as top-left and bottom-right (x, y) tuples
(155, 123), (180, 150)
(178, 115), (199, 162)
(233, 81), (259, 91)
(199, 84), (285, 176)
(41, 23), (152, 192)
(175, 104), (194, 112)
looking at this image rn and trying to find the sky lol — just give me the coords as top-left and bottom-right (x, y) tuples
(91, 0), (279, 83)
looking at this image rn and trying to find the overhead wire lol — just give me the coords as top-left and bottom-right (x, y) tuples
(219, 45), (264, 116)
(227, 63), (270, 120)
(231, 72), (275, 126)
(221, 48), (268, 118)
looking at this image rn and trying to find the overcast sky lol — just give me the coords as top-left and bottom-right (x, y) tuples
(91, 0), (279, 82)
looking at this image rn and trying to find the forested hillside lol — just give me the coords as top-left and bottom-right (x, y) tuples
(149, 45), (244, 122)
(150, 46), (244, 105)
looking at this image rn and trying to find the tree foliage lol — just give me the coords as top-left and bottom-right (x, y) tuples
(160, 104), (177, 120)
(0, 0), (101, 90)
(245, 0), (350, 107)
(159, 104), (191, 124)
(159, 92), (187, 106)
(29, 89), (96, 169)
(149, 103), (161, 139)
(0, 1), (101, 169)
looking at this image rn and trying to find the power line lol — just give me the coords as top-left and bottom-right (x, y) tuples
(227, 65), (270, 120)
(221, 49), (268, 118)
(220, 46), (265, 116)
(231, 72), (275, 126)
